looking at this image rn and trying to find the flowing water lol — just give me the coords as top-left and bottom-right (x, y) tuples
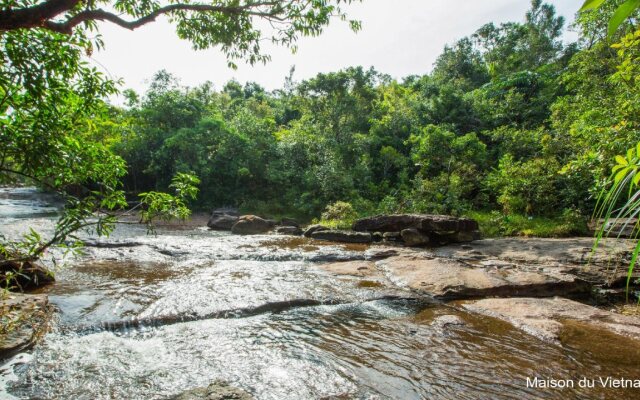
(1, 187), (639, 399)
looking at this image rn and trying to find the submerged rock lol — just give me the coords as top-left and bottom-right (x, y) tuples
(310, 230), (372, 244)
(319, 260), (380, 278)
(431, 315), (466, 329)
(463, 297), (640, 343)
(231, 215), (274, 235)
(172, 380), (253, 400)
(0, 293), (50, 359)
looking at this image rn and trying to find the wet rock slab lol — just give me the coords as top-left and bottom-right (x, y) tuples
(0, 293), (50, 359)
(377, 256), (590, 300)
(319, 254), (590, 300)
(319, 260), (381, 279)
(310, 230), (372, 244)
(171, 380), (253, 400)
(431, 238), (640, 293)
(463, 297), (640, 342)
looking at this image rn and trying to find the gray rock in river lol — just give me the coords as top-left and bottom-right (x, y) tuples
(400, 228), (430, 246)
(352, 214), (480, 246)
(207, 208), (240, 230)
(231, 215), (274, 235)
(171, 380), (253, 400)
(0, 293), (51, 359)
(303, 224), (329, 237)
(310, 230), (373, 244)
(207, 214), (239, 231)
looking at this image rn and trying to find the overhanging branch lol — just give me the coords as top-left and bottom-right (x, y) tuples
(0, 0), (281, 34)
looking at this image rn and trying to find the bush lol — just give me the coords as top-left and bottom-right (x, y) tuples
(485, 155), (560, 215)
(468, 209), (588, 238)
(322, 201), (358, 221)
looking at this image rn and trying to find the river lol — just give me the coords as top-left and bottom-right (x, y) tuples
(0, 187), (638, 399)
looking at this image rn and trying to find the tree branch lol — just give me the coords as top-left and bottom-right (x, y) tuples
(0, 0), (82, 31)
(1, 0), (281, 34)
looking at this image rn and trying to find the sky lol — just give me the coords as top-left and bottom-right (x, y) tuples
(90, 0), (584, 98)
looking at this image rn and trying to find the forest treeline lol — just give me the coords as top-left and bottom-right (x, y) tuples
(103, 0), (639, 230)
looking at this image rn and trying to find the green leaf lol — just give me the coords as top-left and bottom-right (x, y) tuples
(580, 0), (606, 11)
(615, 167), (631, 183)
(616, 155), (629, 166)
(608, 0), (640, 38)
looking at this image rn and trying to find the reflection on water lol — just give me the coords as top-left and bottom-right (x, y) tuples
(1, 187), (640, 399)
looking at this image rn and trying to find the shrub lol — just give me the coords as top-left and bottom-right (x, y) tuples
(321, 201), (358, 222)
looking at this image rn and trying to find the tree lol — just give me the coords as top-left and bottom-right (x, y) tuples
(474, 0), (565, 76)
(0, 0), (361, 66)
(0, 0), (363, 274)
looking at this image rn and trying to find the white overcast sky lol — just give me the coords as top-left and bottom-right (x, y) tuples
(90, 0), (583, 98)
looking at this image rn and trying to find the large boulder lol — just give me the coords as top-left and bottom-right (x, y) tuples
(171, 380), (253, 400)
(353, 214), (424, 233)
(207, 214), (239, 231)
(310, 230), (373, 244)
(207, 208), (240, 231)
(231, 215), (274, 235)
(352, 214), (480, 246)
(353, 214), (478, 234)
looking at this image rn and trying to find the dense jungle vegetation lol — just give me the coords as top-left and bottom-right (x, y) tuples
(1, 0), (639, 255)
(103, 1), (640, 235)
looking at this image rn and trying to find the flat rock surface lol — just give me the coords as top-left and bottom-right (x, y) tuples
(319, 255), (590, 300)
(431, 238), (639, 290)
(463, 297), (640, 342)
(172, 380), (253, 400)
(432, 237), (634, 266)
(318, 260), (380, 278)
(379, 256), (589, 299)
(310, 230), (373, 244)
(0, 293), (50, 359)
